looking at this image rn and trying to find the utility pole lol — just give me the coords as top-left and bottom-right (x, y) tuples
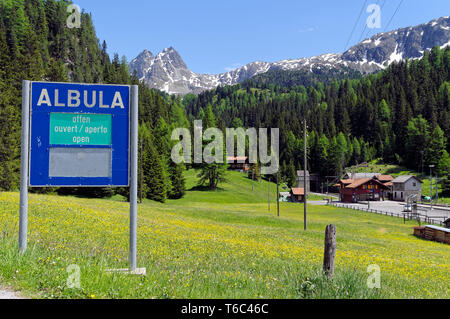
(277, 171), (280, 217)
(435, 175), (439, 205)
(429, 165), (434, 210)
(304, 119), (307, 231)
(268, 176), (271, 211)
(252, 166), (254, 192)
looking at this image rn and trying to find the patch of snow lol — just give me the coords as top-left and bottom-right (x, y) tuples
(440, 41), (450, 49)
(388, 44), (403, 64)
(369, 61), (386, 69)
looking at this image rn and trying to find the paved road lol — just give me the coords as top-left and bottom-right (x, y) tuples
(332, 200), (450, 222)
(0, 287), (22, 299)
(308, 200), (329, 206)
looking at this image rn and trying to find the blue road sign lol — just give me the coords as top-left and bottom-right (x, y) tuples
(29, 82), (130, 187)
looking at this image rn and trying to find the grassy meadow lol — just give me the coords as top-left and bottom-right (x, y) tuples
(0, 170), (448, 299)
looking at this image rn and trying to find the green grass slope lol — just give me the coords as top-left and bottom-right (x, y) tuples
(0, 170), (448, 299)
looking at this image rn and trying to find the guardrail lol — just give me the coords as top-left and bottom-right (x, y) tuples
(327, 202), (445, 227)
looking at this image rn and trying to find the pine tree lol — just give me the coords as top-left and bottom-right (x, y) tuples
(197, 105), (228, 190)
(286, 161), (297, 187)
(248, 162), (261, 181)
(168, 161), (186, 199)
(427, 125), (446, 167)
(406, 116), (430, 169)
(438, 150), (450, 196)
(141, 125), (167, 203)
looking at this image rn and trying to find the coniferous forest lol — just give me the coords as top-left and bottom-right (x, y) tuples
(183, 48), (450, 193)
(0, 0), (188, 202)
(0, 0), (449, 199)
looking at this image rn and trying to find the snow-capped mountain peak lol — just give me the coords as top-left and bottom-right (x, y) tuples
(130, 16), (450, 95)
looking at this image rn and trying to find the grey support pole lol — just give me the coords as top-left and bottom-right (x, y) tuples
(19, 80), (30, 253)
(129, 85), (139, 271)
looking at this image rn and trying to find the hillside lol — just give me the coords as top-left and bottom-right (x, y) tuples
(0, 0), (190, 203)
(0, 170), (449, 299)
(184, 46), (450, 198)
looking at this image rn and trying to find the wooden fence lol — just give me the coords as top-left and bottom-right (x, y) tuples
(328, 202), (446, 227)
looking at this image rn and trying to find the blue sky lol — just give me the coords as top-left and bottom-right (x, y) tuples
(75, 0), (449, 74)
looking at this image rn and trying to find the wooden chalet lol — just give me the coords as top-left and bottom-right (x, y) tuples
(226, 156), (248, 171)
(290, 188), (305, 203)
(338, 178), (389, 203)
(375, 175), (394, 199)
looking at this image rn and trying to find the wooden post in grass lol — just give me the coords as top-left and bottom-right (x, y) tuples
(268, 176), (271, 211)
(323, 224), (336, 279)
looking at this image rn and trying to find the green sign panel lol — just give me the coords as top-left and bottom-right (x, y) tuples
(50, 113), (112, 145)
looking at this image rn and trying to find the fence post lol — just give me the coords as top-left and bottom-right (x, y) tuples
(323, 224), (337, 279)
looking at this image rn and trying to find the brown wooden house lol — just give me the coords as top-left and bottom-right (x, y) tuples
(290, 188), (305, 202)
(339, 178), (389, 203)
(375, 175), (394, 199)
(226, 156), (248, 171)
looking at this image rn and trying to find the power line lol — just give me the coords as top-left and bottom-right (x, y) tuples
(384, 0), (404, 32)
(363, 0), (386, 41)
(359, 0), (387, 43)
(357, 0), (379, 44)
(344, 0), (368, 52)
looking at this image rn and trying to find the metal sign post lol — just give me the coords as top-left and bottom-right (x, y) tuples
(19, 81), (144, 274)
(19, 80), (31, 253)
(129, 85), (138, 272)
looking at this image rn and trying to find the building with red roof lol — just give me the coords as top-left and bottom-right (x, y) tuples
(290, 188), (305, 202)
(339, 178), (390, 203)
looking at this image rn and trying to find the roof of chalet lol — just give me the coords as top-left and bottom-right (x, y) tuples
(344, 178), (389, 189)
(345, 178), (372, 189)
(392, 175), (422, 184)
(226, 156), (247, 163)
(291, 188), (305, 196)
(376, 175), (394, 182)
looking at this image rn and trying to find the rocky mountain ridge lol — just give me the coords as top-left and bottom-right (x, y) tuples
(130, 16), (450, 95)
